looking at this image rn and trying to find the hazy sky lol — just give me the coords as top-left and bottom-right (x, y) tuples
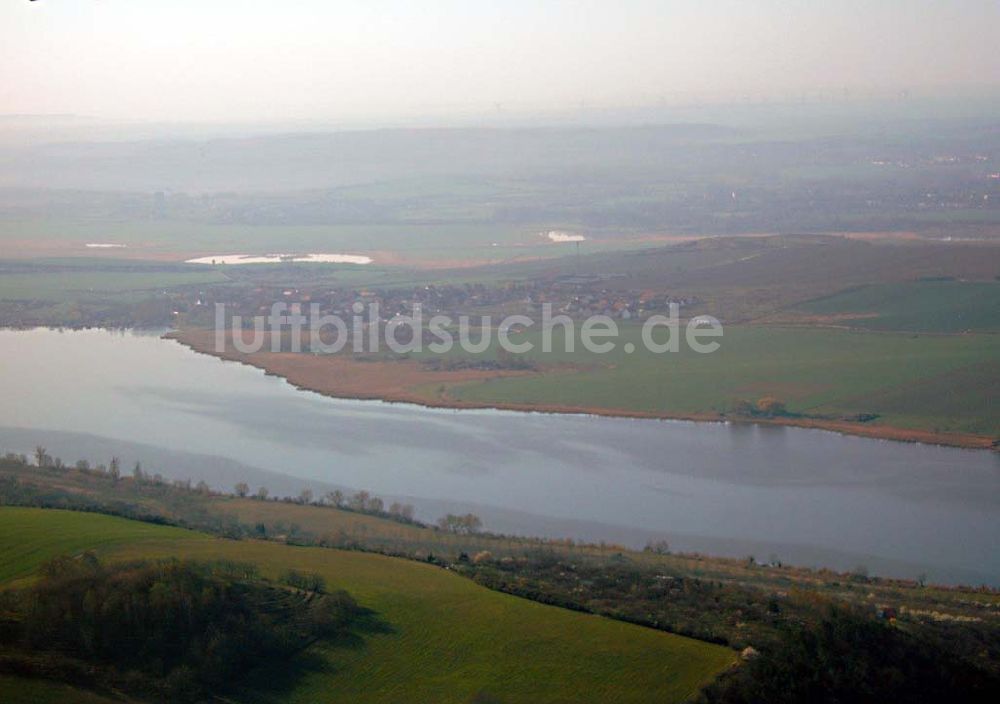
(1, 0), (998, 123)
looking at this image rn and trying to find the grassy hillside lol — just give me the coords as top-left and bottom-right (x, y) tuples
(0, 508), (735, 704)
(0, 508), (208, 583)
(3, 462), (997, 701)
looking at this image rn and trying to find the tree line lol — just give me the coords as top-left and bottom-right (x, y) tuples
(235, 482), (419, 523)
(12, 448), (484, 539)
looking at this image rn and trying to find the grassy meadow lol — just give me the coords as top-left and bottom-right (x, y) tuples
(0, 507), (735, 704)
(420, 324), (1000, 436)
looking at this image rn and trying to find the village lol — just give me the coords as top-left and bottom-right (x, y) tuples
(180, 274), (700, 330)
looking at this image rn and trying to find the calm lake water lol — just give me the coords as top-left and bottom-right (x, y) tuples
(1, 328), (997, 585)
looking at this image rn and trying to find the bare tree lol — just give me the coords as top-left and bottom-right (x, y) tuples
(437, 513), (482, 534)
(255, 486), (269, 501)
(108, 457), (121, 482)
(234, 482), (249, 498)
(298, 488), (313, 505)
(34, 446), (49, 468)
(325, 490), (344, 507)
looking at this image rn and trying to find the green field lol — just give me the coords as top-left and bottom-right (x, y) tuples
(0, 269), (231, 302)
(0, 508), (734, 703)
(429, 325), (1000, 436)
(794, 281), (1000, 333)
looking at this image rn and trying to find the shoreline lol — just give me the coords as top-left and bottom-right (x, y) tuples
(166, 329), (997, 452)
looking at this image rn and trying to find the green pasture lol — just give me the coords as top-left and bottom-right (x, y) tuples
(432, 324), (1000, 435)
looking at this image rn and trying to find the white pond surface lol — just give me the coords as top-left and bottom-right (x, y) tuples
(185, 253), (373, 265)
(546, 231), (586, 243)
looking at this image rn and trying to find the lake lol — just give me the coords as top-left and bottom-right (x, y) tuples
(0, 328), (997, 585)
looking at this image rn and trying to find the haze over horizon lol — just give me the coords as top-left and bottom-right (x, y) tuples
(2, 0), (998, 125)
